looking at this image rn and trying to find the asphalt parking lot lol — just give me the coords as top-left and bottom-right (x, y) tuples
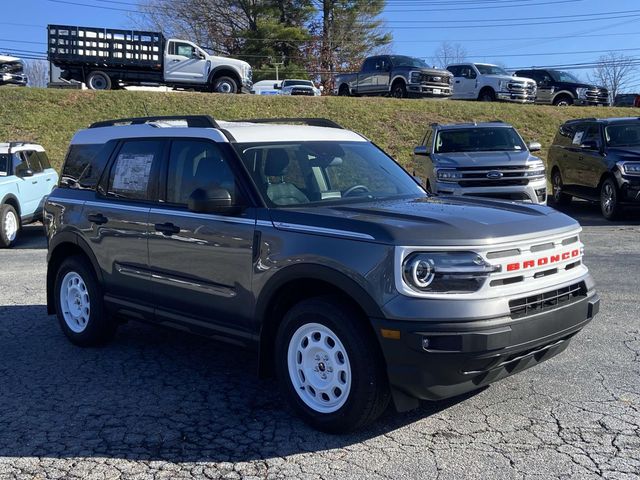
(0, 201), (638, 480)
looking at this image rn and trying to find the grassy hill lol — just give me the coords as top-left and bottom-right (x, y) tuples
(2, 88), (639, 177)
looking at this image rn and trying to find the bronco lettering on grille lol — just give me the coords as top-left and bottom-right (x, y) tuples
(506, 249), (580, 272)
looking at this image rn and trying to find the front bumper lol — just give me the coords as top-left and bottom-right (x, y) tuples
(407, 83), (452, 98)
(434, 177), (547, 204)
(496, 90), (536, 103)
(618, 175), (640, 203)
(372, 282), (599, 406)
(0, 73), (28, 86)
(574, 98), (610, 107)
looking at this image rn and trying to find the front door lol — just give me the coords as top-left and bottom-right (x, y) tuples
(13, 151), (41, 218)
(452, 66), (477, 99)
(148, 139), (256, 341)
(164, 40), (210, 84)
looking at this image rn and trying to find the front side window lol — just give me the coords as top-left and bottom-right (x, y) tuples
(25, 151), (43, 173)
(108, 140), (163, 201)
(170, 41), (196, 58)
(235, 141), (425, 207)
(605, 124), (640, 147)
(61, 143), (107, 189)
(435, 128), (526, 153)
(14, 153), (30, 177)
(166, 140), (239, 205)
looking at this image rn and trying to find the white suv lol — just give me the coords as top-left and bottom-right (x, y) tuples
(447, 63), (537, 103)
(0, 142), (58, 247)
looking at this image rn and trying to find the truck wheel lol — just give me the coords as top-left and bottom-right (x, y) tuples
(600, 177), (622, 220)
(391, 81), (407, 99)
(550, 169), (572, 206)
(275, 296), (390, 433)
(54, 255), (117, 347)
(86, 71), (112, 90)
(0, 204), (20, 248)
(213, 76), (238, 94)
(338, 84), (350, 96)
(479, 88), (495, 102)
(553, 95), (573, 107)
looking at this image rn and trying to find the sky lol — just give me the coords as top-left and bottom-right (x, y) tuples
(1, 0), (639, 91)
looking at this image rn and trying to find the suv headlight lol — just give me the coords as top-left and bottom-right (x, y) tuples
(576, 87), (588, 99)
(524, 161), (545, 177)
(619, 161), (640, 175)
(402, 251), (499, 294)
(436, 169), (462, 182)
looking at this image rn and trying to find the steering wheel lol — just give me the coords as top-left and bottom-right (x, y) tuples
(343, 185), (370, 197)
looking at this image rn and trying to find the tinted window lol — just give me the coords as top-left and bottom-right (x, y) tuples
(108, 140), (163, 201)
(25, 151), (43, 173)
(0, 154), (9, 176)
(14, 153), (30, 177)
(447, 66), (461, 77)
(36, 151), (51, 169)
(554, 123), (576, 148)
(362, 58), (376, 72)
(61, 144), (107, 189)
(571, 124), (599, 147)
(435, 128), (526, 153)
(166, 140), (238, 205)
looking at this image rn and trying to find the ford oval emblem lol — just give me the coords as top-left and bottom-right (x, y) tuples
(486, 171), (503, 179)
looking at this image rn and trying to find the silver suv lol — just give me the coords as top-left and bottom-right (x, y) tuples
(414, 121), (546, 204)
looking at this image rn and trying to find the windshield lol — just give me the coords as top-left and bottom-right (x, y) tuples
(549, 70), (581, 83)
(435, 127), (527, 153)
(0, 61), (23, 74)
(283, 80), (313, 87)
(605, 124), (640, 147)
(475, 64), (509, 76)
(234, 141), (425, 207)
(0, 154), (9, 176)
(390, 55), (428, 68)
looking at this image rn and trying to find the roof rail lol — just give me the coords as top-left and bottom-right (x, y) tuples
(231, 118), (344, 129)
(566, 117), (598, 123)
(6, 141), (36, 153)
(89, 115), (220, 129)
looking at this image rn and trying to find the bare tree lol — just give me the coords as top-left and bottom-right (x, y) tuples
(431, 42), (467, 68)
(23, 60), (49, 88)
(589, 52), (637, 102)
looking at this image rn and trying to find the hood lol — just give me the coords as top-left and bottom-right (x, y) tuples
(0, 54), (21, 63)
(208, 55), (251, 72)
(398, 66), (452, 77)
(607, 146), (640, 158)
(268, 196), (578, 246)
(431, 150), (537, 167)
(555, 81), (607, 91)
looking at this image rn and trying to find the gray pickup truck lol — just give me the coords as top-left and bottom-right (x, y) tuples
(334, 55), (453, 99)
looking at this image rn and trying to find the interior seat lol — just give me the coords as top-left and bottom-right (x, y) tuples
(264, 149), (309, 205)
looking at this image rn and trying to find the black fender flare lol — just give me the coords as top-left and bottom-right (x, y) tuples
(46, 230), (104, 314)
(1, 193), (22, 217)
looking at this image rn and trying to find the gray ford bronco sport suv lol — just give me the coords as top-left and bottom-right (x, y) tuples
(45, 116), (600, 433)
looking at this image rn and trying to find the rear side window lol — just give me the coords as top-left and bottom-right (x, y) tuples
(61, 144), (107, 189)
(108, 140), (164, 201)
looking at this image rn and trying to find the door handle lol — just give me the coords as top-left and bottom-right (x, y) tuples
(455, 80), (461, 84)
(88, 213), (108, 225)
(171, 59), (181, 63)
(31, 180), (38, 184)
(155, 222), (180, 236)
(46, 178), (52, 182)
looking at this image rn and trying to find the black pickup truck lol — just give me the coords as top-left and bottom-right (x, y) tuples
(514, 69), (609, 107)
(334, 55), (453, 99)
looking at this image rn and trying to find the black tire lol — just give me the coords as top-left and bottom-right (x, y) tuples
(478, 88), (495, 102)
(600, 177), (622, 220)
(391, 81), (407, 99)
(275, 296), (390, 433)
(54, 255), (117, 347)
(549, 169), (572, 206)
(86, 71), (112, 91)
(0, 204), (20, 248)
(553, 95), (573, 107)
(212, 76), (238, 94)
(338, 84), (350, 96)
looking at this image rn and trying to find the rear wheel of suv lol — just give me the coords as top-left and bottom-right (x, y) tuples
(550, 169), (572, 206)
(54, 255), (117, 346)
(275, 296), (390, 433)
(600, 177), (622, 220)
(0, 204), (20, 248)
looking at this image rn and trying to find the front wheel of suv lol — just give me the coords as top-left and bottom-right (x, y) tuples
(600, 177), (622, 220)
(0, 204), (20, 248)
(275, 296), (390, 433)
(550, 170), (572, 206)
(54, 255), (117, 347)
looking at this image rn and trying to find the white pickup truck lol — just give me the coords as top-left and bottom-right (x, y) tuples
(48, 24), (252, 93)
(446, 63), (537, 103)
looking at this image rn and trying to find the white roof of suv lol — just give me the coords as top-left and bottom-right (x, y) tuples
(0, 142), (45, 153)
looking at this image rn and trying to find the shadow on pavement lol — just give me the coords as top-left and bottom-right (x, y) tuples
(550, 199), (640, 227)
(0, 304), (478, 462)
(12, 224), (48, 250)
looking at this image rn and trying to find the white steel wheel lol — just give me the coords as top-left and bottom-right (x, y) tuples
(3, 209), (18, 242)
(287, 322), (352, 414)
(60, 271), (91, 333)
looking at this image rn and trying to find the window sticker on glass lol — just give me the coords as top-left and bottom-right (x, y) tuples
(112, 154), (154, 194)
(572, 131), (585, 145)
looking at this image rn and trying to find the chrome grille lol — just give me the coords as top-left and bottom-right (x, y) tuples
(449, 165), (544, 187)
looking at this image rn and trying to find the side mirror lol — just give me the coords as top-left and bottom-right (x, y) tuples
(274, 83), (281, 89)
(580, 140), (600, 151)
(528, 141), (542, 152)
(19, 169), (34, 178)
(413, 146), (429, 156)
(188, 188), (233, 214)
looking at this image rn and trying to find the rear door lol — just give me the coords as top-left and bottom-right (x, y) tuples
(84, 139), (165, 320)
(148, 139), (257, 340)
(357, 57), (377, 94)
(577, 124), (606, 191)
(450, 65), (476, 99)
(373, 57), (392, 93)
(35, 151), (58, 195)
(164, 40), (210, 84)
